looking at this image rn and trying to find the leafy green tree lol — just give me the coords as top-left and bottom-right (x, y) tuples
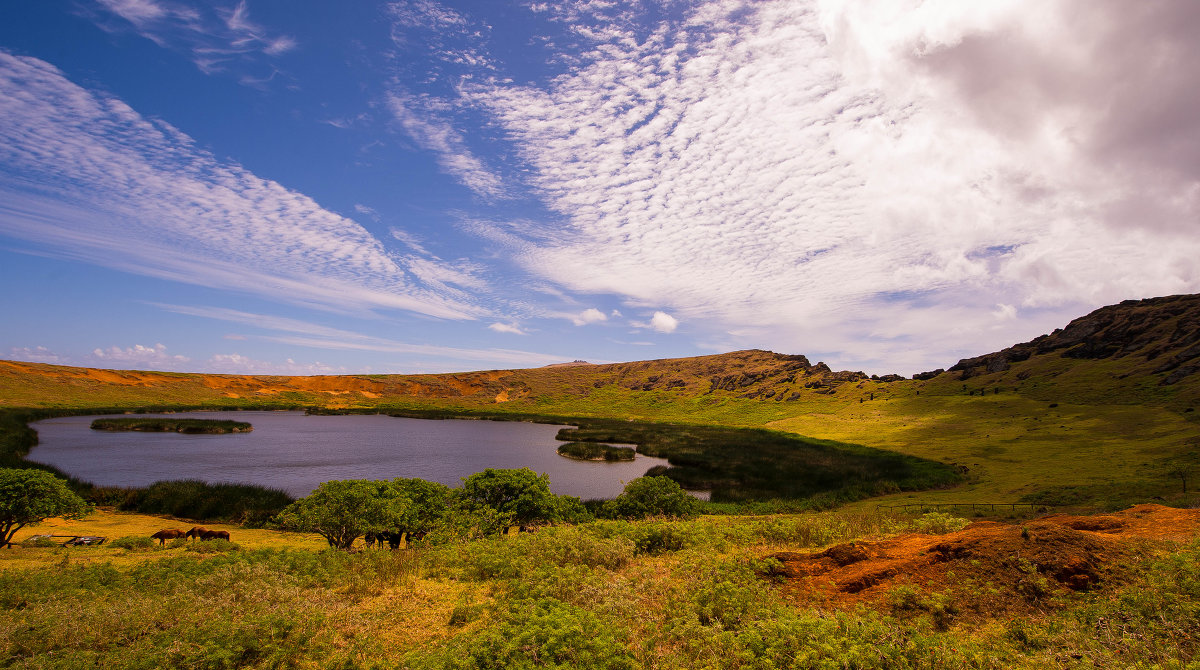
(601, 476), (701, 520)
(459, 468), (560, 533)
(389, 477), (451, 542)
(273, 479), (409, 550)
(0, 469), (90, 547)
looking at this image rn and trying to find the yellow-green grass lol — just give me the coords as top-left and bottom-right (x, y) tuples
(1, 508), (328, 571)
(3, 349), (1199, 511)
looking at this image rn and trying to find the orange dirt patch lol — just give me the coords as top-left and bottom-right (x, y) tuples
(768, 504), (1200, 617)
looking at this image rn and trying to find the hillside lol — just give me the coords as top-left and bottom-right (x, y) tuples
(2, 294), (1199, 508)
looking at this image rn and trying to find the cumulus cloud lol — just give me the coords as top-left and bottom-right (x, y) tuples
(570, 308), (608, 326)
(650, 311), (678, 334)
(92, 0), (296, 76)
(468, 0), (1200, 371)
(0, 52), (484, 321)
(205, 353), (345, 375)
(90, 343), (190, 370)
(7, 346), (66, 365)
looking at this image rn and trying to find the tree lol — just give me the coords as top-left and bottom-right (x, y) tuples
(458, 468), (560, 533)
(601, 476), (701, 520)
(273, 479), (409, 550)
(389, 478), (451, 542)
(0, 469), (90, 547)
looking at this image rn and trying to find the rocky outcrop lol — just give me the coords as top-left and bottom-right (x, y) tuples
(948, 294), (1200, 384)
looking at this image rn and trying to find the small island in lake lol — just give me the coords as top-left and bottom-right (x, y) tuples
(90, 418), (253, 434)
(556, 441), (636, 461)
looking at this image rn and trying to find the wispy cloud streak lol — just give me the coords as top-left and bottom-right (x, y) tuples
(92, 0), (296, 75)
(154, 303), (561, 367)
(0, 52), (485, 320)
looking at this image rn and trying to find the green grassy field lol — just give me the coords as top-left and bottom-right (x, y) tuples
(2, 295), (1200, 667)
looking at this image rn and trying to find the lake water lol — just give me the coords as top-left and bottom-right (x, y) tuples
(27, 411), (673, 499)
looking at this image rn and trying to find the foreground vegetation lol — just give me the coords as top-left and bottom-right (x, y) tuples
(1, 505), (1196, 669)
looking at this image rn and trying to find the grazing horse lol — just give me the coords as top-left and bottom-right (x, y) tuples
(200, 529), (230, 541)
(185, 526), (208, 541)
(150, 529), (185, 545)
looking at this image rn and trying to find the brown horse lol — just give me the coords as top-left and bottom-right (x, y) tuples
(150, 529), (185, 545)
(185, 526), (208, 541)
(199, 529), (230, 541)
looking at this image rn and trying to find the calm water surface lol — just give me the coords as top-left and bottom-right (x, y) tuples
(28, 412), (672, 499)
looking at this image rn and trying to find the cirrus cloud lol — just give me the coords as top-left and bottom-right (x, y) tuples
(468, 0), (1200, 371)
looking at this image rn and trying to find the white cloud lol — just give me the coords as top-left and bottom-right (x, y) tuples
(90, 343), (190, 370)
(152, 303), (560, 367)
(386, 91), (507, 199)
(7, 346), (66, 365)
(570, 308), (608, 326)
(0, 52), (484, 321)
(468, 0), (1200, 371)
(649, 311), (678, 334)
(93, 0), (296, 77)
(206, 353), (345, 375)
(488, 322), (526, 335)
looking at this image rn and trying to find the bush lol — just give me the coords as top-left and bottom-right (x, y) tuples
(110, 535), (157, 551)
(556, 442), (635, 461)
(121, 479), (292, 526)
(910, 511), (971, 535)
(600, 476), (701, 520)
(19, 536), (58, 548)
(433, 526), (634, 581)
(586, 520), (709, 556)
(420, 598), (635, 670)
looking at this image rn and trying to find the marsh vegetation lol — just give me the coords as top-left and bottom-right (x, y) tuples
(90, 417), (253, 433)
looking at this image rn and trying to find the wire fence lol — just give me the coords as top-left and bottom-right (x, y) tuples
(877, 502), (1054, 513)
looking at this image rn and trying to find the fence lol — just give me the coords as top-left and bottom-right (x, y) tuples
(877, 502), (1053, 513)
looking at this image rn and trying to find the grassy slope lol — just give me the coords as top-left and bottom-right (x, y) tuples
(3, 297), (1200, 668)
(2, 296), (1199, 508)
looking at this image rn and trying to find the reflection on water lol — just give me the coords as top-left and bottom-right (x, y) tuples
(28, 411), (673, 499)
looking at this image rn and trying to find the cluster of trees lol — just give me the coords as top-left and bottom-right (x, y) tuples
(274, 468), (700, 550)
(0, 466), (701, 552)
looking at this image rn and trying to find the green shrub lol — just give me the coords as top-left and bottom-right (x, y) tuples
(556, 442), (635, 461)
(600, 476), (701, 520)
(421, 598), (635, 670)
(586, 520), (709, 556)
(19, 536), (58, 548)
(433, 526), (634, 581)
(121, 479), (292, 526)
(910, 511), (971, 535)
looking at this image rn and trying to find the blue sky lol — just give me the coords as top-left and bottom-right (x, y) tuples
(2, 1), (1199, 376)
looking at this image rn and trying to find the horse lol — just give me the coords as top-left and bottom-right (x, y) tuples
(185, 526), (208, 541)
(150, 529), (185, 545)
(200, 529), (230, 541)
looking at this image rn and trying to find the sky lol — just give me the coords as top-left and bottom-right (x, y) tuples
(1, 0), (1198, 377)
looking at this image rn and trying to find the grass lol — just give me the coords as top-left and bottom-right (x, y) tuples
(2, 507), (1196, 668)
(556, 442), (636, 461)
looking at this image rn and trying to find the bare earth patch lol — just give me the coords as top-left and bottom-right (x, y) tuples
(767, 504), (1200, 617)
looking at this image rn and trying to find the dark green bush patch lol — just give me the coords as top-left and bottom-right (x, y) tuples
(416, 598), (635, 670)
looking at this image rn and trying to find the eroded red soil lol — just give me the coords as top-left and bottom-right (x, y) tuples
(768, 504), (1200, 616)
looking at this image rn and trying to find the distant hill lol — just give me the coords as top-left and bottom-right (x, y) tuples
(0, 294), (1197, 412)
